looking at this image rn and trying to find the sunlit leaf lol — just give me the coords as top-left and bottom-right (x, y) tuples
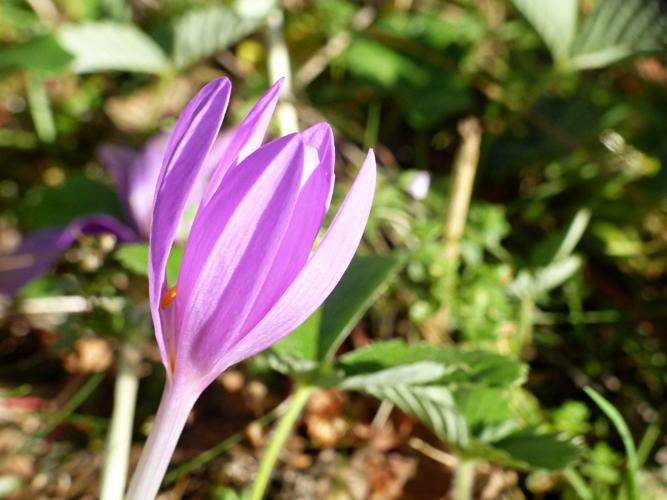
(510, 0), (578, 64)
(171, 2), (273, 69)
(58, 22), (169, 73)
(571, 0), (667, 70)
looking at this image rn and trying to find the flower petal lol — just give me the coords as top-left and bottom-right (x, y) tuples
(149, 77), (231, 366)
(224, 149), (376, 369)
(0, 215), (137, 296)
(240, 122), (335, 333)
(97, 143), (137, 219)
(173, 134), (305, 377)
(201, 79), (283, 207)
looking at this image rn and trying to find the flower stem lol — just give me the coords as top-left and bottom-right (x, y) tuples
(100, 342), (141, 500)
(453, 459), (476, 500)
(125, 381), (198, 500)
(250, 385), (314, 500)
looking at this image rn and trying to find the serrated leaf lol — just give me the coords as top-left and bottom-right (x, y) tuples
(510, 0), (579, 64)
(337, 340), (527, 387)
(171, 2), (273, 69)
(571, 0), (667, 69)
(0, 34), (73, 75)
(367, 384), (470, 448)
(273, 254), (402, 362)
(58, 22), (169, 73)
(115, 243), (183, 288)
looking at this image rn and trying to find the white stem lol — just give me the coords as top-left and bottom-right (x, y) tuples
(266, 8), (299, 135)
(100, 343), (141, 500)
(124, 382), (198, 500)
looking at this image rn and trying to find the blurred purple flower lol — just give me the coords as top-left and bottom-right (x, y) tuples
(0, 127), (231, 296)
(126, 77), (376, 499)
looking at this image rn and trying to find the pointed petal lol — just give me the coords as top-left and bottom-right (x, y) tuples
(240, 123), (335, 333)
(0, 215), (136, 296)
(225, 150), (376, 368)
(148, 77), (231, 366)
(174, 134), (305, 375)
(201, 79), (283, 206)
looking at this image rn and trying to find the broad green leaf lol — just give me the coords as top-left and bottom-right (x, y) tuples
(491, 427), (582, 470)
(171, 2), (273, 69)
(115, 243), (183, 288)
(339, 361), (447, 390)
(58, 22), (169, 73)
(273, 254), (402, 362)
(367, 384), (470, 448)
(19, 176), (124, 230)
(0, 34), (73, 74)
(337, 340), (527, 387)
(571, 0), (667, 70)
(510, 0), (578, 64)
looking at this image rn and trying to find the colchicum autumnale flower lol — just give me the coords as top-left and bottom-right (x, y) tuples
(0, 130), (230, 296)
(125, 77), (376, 499)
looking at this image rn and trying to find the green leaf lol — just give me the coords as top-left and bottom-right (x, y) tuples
(367, 384), (470, 448)
(530, 208), (591, 267)
(571, 0), (667, 70)
(115, 243), (183, 288)
(19, 176), (124, 230)
(0, 34), (73, 75)
(491, 427), (582, 470)
(170, 2), (274, 69)
(585, 387), (640, 500)
(510, 0), (578, 64)
(57, 22), (169, 73)
(273, 254), (402, 362)
(337, 340), (527, 387)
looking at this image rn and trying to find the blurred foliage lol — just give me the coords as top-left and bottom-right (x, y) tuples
(2, 0), (667, 498)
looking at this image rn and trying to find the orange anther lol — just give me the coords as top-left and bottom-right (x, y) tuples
(160, 286), (177, 310)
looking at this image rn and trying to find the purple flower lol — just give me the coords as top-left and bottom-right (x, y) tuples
(0, 124), (230, 296)
(125, 77), (376, 499)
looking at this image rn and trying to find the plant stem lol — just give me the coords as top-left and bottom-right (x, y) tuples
(266, 8), (299, 135)
(25, 71), (56, 144)
(125, 381), (198, 500)
(453, 459), (475, 500)
(100, 343), (141, 500)
(250, 385), (314, 500)
(517, 295), (535, 353)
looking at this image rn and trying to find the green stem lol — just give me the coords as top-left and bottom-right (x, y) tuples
(517, 295), (534, 353)
(453, 459), (475, 500)
(250, 385), (314, 500)
(25, 71), (56, 144)
(100, 343), (141, 500)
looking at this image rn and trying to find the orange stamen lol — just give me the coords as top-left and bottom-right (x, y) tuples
(160, 286), (177, 310)
(169, 352), (176, 373)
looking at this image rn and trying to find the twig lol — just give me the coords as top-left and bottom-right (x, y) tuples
(422, 117), (482, 343)
(408, 437), (458, 467)
(443, 117), (482, 262)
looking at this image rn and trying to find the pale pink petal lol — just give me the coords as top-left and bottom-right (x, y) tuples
(224, 149), (376, 369)
(148, 77), (231, 367)
(201, 79), (283, 207)
(172, 134), (305, 376)
(239, 123), (335, 333)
